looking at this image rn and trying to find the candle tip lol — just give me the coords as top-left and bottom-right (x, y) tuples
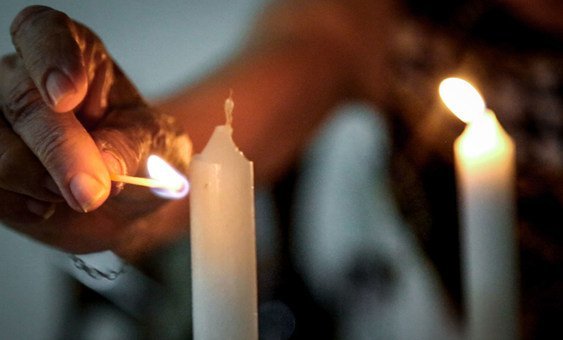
(225, 90), (234, 126)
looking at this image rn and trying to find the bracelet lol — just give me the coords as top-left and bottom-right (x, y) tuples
(70, 253), (126, 280)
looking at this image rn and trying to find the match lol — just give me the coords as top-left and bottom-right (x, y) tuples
(110, 173), (182, 191)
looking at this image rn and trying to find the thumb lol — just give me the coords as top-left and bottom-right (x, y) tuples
(11, 5), (88, 113)
(0, 58), (110, 212)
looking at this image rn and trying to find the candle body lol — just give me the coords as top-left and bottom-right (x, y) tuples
(454, 111), (518, 340)
(189, 125), (258, 340)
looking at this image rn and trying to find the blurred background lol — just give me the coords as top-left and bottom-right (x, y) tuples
(0, 1), (458, 339)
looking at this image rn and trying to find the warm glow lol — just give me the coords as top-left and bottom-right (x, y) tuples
(456, 110), (510, 160)
(439, 77), (486, 123)
(147, 155), (189, 199)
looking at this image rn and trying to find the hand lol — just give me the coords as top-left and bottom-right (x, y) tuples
(0, 6), (191, 259)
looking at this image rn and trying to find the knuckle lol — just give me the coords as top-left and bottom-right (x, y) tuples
(32, 123), (69, 166)
(10, 5), (53, 38)
(1, 70), (72, 171)
(3, 77), (44, 128)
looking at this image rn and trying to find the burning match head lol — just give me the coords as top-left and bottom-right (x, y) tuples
(151, 179), (190, 199)
(147, 155), (190, 199)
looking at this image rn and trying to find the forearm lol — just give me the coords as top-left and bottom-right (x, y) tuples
(156, 0), (369, 184)
(0, 0), (401, 260)
(159, 49), (345, 183)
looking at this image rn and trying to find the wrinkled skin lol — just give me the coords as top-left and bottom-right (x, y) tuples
(0, 6), (191, 261)
(0, 1), (561, 262)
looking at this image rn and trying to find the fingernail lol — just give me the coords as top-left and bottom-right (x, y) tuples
(26, 200), (56, 220)
(69, 173), (107, 212)
(101, 150), (125, 175)
(46, 70), (76, 109)
(102, 151), (126, 195)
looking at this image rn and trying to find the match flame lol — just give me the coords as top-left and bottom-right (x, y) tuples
(147, 155), (189, 199)
(439, 77), (486, 123)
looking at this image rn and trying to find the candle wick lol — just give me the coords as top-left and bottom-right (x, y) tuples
(225, 90), (234, 126)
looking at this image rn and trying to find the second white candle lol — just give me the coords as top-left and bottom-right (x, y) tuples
(454, 110), (518, 340)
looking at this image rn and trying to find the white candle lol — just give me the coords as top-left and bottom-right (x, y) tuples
(440, 78), (518, 340)
(189, 96), (258, 340)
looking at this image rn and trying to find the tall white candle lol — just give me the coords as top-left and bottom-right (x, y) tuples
(440, 78), (518, 340)
(189, 97), (258, 340)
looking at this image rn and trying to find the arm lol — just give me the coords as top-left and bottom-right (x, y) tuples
(158, 0), (401, 183)
(0, 6), (191, 261)
(0, 0), (400, 260)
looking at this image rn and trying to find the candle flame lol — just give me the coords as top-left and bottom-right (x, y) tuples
(458, 110), (509, 159)
(147, 155), (190, 199)
(439, 77), (486, 123)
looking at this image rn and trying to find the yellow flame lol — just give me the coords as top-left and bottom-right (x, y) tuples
(147, 155), (189, 198)
(439, 77), (486, 123)
(458, 110), (509, 159)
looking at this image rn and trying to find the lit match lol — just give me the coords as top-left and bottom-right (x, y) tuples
(110, 155), (190, 199)
(110, 173), (180, 191)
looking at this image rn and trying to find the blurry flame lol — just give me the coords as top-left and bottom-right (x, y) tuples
(147, 155), (189, 199)
(439, 77), (486, 123)
(458, 110), (507, 158)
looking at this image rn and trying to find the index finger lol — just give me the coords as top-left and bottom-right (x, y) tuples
(0, 55), (110, 212)
(10, 5), (88, 113)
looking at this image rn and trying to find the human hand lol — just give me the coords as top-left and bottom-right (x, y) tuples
(0, 6), (191, 258)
